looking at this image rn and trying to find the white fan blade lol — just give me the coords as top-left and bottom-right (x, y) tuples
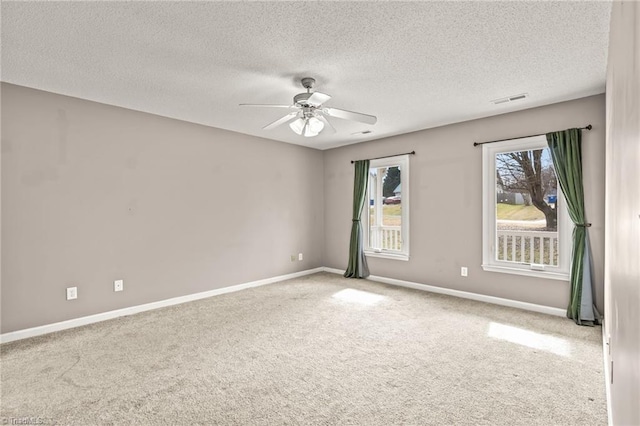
(240, 104), (295, 109)
(316, 115), (336, 134)
(322, 107), (377, 125)
(307, 92), (331, 106)
(263, 112), (299, 130)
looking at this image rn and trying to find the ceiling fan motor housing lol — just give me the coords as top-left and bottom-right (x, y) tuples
(294, 92), (314, 107)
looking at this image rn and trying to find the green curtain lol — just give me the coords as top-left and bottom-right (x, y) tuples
(546, 128), (600, 325)
(344, 160), (370, 278)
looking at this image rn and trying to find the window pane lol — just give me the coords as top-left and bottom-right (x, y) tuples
(368, 165), (402, 252)
(368, 168), (378, 248)
(379, 166), (402, 251)
(495, 148), (559, 266)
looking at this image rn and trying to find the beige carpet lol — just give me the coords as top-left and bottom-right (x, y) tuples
(1, 272), (606, 425)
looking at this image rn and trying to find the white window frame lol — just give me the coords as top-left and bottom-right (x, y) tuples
(482, 135), (571, 281)
(363, 155), (410, 261)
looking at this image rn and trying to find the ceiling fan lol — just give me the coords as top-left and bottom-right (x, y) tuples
(240, 77), (377, 137)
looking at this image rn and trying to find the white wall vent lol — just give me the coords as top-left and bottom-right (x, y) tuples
(351, 130), (373, 136)
(491, 93), (529, 105)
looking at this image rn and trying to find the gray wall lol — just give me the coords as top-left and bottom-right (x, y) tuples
(324, 95), (606, 311)
(605, 2), (640, 424)
(1, 83), (608, 336)
(1, 83), (325, 333)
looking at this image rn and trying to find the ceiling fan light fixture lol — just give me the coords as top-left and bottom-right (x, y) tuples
(307, 116), (324, 133)
(303, 122), (319, 137)
(289, 118), (305, 135)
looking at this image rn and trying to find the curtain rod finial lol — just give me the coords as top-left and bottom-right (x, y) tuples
(586, 124), (592, 130)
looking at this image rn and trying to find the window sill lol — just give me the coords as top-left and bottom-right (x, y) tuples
(481, 264), (569, 281)
(365, 251), (409, 261)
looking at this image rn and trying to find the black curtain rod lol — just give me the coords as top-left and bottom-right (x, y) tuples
(473, 125), (592, 147)
(351, 151), (416, 164)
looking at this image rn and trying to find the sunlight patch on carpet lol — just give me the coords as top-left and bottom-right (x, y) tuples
(488, 322), (571, 357)
(331, 288), (386, 306)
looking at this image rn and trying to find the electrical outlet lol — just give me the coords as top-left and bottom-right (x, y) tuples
(114, 279), (124, 292)
(461, 267), (468, 277)
(298, 253), (303, 261)
(66, 287), (78, 300)
(290, 255), (296, 262)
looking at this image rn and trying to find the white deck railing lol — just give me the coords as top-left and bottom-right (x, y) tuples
(370, 225), (402, 251)
(370, 227), (556, 264)
(497, 230), (558, 266)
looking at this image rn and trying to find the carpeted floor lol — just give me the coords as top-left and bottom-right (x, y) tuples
(1, 272), (606, 425)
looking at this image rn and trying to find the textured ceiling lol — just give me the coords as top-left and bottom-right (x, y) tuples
(1, 1), (611, 150)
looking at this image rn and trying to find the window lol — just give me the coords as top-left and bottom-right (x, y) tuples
(363, 155), (409, 260)
(482, 136), (570, 280)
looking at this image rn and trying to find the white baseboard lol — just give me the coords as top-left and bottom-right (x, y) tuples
(0, 267), (324, 344)
(1, 266), (567, 344)
(322, 267), (566, 317)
